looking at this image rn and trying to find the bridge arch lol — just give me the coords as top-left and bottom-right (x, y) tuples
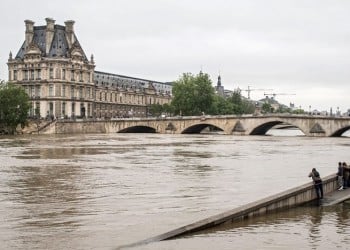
(330, 125), (350, 137)
(181, 123), (224, 134)
(249, 120), (306, 136)
(118, 125), (156, 133)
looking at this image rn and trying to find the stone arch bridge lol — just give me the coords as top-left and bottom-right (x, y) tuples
(51, 115), (350, 137)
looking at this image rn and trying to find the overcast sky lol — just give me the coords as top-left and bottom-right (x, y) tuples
(1, 0), (350, 112)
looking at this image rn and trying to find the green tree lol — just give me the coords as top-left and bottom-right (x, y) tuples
(292, 108), (305, 114)
(276, 105), (291, 113)
(227, 90), (255, 114)
(211, 95), (234, 115)
(149, 103), (163, 117)
(162, 103), (174, 116)
(0, 82), (31, 134)
(261, 102), (273, 114)
(171, 72), (215, 116)
(241, 99), (256, 114)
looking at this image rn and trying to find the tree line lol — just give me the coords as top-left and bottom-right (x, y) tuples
(149, 71), (289, 117)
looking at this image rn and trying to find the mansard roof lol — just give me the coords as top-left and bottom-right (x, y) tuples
(15, 24), (88, 61)
(94, 71), (172, 95)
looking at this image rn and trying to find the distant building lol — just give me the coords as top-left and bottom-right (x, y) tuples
(215, 75), (225, 97)
(94, 71), (171, 118)
(214, 75), (236, 98)
(7, 18), (172, 119)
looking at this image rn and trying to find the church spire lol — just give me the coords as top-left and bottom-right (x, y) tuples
(217, 75), (222, 87)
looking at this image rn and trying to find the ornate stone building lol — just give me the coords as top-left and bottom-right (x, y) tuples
(94, 71), (172, 118)
(7, 18), (172, 119)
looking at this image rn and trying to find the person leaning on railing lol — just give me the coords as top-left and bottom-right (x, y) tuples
(308, 168), (324, 199)
(337, 162), (344, 190)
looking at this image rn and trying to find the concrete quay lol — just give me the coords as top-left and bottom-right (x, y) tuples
(118, 173), (350, 249)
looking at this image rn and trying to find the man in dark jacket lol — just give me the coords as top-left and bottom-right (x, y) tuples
(308, 168), (323, 199)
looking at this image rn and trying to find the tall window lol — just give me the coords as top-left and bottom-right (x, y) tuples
(88, 104), (91, 117)
(30, 70), (34, 80)
(35, 102), (40, 117)
(36, 69), (41, 80)
(87, 87), (91, 99)
(79, 71), (83, 82)
(62, 69), (66, 80)
(70, 86), (74, 98)
(24, 70), (28, 80)
(35, 86), (41, 97)
(62, 85), (66, 97)
(55, 68), (61, 79)
(79, 86), (83, 98)
(49, 85), (54, 97)
(49, 102), (54, 115)
(49, 68), (54, 79)
(72, 102), (75, 117)
(71, 70), (75, 81)
(62, 102), (66, 116)
(13, 70), (17, 80)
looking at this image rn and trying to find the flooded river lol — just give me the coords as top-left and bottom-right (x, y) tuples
(0, 130), (349, 249)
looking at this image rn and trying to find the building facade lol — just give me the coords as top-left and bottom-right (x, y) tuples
(7, 18), (172, 119)
(94, 71), (171, 118)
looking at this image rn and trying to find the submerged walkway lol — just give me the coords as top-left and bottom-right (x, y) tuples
(117, 174), (349, 250)
(321, 187), (350, 206)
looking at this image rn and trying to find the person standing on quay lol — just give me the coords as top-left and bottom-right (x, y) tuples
(309, 168), (323, 199)
(337, 162), (343, 190)
(343, 162), (350, 189)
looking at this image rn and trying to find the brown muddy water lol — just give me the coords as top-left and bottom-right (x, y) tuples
(0, 130), (349, 249)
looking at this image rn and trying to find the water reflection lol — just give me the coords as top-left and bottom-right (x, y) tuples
(7, 164), (84, 225)
(2, 162), (92, 249)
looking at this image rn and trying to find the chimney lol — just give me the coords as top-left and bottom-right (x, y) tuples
(45, 18), (55, 55)
(64, 20), (75, 49)
(24, 19), (34, 49)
